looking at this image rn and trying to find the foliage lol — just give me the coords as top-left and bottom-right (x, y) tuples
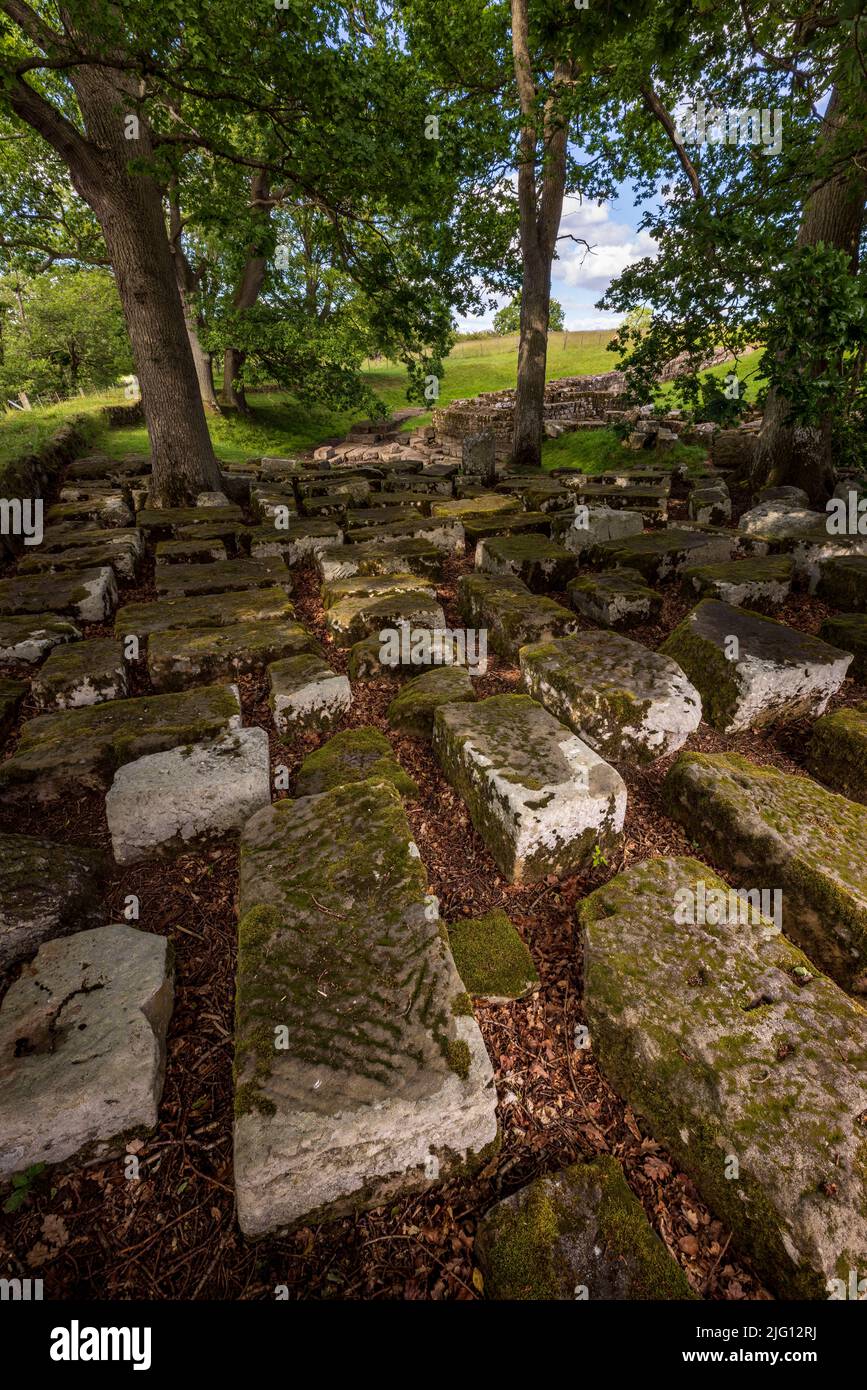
(0, 269), (131, 402)
(494, 294), (565, 335)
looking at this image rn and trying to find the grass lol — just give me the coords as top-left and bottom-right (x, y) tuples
(541, 427), (709, 475)
(0, 333), (766, 479)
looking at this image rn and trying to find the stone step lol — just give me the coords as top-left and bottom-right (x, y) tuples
(807, 705), (867, 805)
(0, 613), (80, 664)
(457, 573), (576, 659)
(590, 527), (736, 582)
(46, 494), (134, 529)
(738, 501), (822, 538)
(344, 515), (464, 551)
(320, 571), (435, 610)
(18, 534), (144, 581)
(154, 556), (291, 600)
(475, 534), (576, 591)
(0, 925), (173, 1182)
(0, 683), (241, 798)
(344, 505), (419, 531)
(267, 653), (352, 733)
(233, 778), (497, 1235)
(682, 555), (794, 607)
(387, 666), (477, 739)
(552, 505), (644, 556)
(461, 510), (551, 545)
(155, 537), (228, 565)
(294, 726), (418, 798)
(661, 600), (851, 732)
(663, 751), (867, 991)
(135, 505), (244, 537)
(568, 568), (661, 628)
(33, 637), (128, 709)
(581, 856), (867, 1298)
(115, 586), (294, 639)
(519, 632), (701, 765)
(561, 482), (668, 520)
(105, 728), (271, 865)
(0, 567), (118, 623)
(246, 518), (343, 563)
(430, 493), (517, 523)
(817, 555), (867, 611)
(820, 614), (867, 681)
(0, 833), (105, 970)
(315, 538), (442, 583)
(325, 587), (445, 648)
(688, 482), (731, 526)
(476, 1157), (695, 1300)
(433, 693), (625, 882)
(147, 619), (318, 692)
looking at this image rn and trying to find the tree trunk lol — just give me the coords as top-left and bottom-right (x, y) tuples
(752, 83), (867, 500)
(223, 346), (248, 411)
(10, 57), (222, 506)
(510, 0), (570, 470)
(167, 182), (221, 415)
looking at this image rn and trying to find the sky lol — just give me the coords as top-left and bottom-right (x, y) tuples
(455, 178), (656, 333)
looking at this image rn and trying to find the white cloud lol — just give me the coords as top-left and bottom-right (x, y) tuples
(553, 196), (657, 290)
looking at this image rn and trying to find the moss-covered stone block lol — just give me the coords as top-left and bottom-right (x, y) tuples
(268, 653), (351, 733)
(519, 631), (701, 765)
(582, 856), (867, 1299)
(387, 666), (476, 739)
(0, 613), (80, 665)
(433, 694), (625, 882)
(135, 504), (244, 536)
(806, 705), (867, 806)
(682, 555), (794, 608)
(0, 567), (117, 623)
(817, 555), (867, 612)
(155, 556), (291, 600)
(447, 910), (539, 1002)
(325, 586), (445, 648)
(567, 568), (661, 628)
(316, 538), (443, 584)
(431, 493), (516, 522)
(233, 778), (497, 1234)
(33, 637), (127, 709)
(115, 586), (294, 638)
(295, 725), (418, 798)
(475, 533), (577, 592)
(593, 527), (735, 583)
(155, 537), (228, 565)
(0, 677), (27, 740)
(0, 683), (241, 798)
(148, 620), (319, 692)
(663, 750), (867, 991)
(476, 1156), (696, 1300)
(820, 613), (867, 681)
(660, 599), (852, 733)
(458, 572), (576, 660)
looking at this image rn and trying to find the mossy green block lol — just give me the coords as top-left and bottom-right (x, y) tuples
(820, 614), (867, 681)
(387, 667), (476, 739)
(806, 705), (867, 805)
(446, 910), (539, 1001)
(295, 726), (419, 798)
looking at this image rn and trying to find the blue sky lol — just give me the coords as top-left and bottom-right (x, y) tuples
(456, 178), (656, 332)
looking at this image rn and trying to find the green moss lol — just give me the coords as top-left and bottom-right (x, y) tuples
(447, 910), (540, 1000)
(445, 1038), (472, 1080)
(660, 616), (741, 731)
(806, 705), (867, 805)
(295, 725), (419, 798)
(387, 667), (476, 739)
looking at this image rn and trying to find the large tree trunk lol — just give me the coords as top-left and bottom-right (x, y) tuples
(752, 84), (867, 501)
(10, 53), (221, 506)
(168, 182), (221, 415)
(222, 170), (271, 414)
(510, 0), (569, 470)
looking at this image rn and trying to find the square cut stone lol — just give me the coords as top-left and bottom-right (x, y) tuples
(519, 632), (701, 765)
(46, 494), (133, 528)
(18, 533), (143, 581)
(806, 705), (867, 805)
(0, 925), (173, 1181)
(0, 833), (105, 970)
(155, 556), (291, 599)
(663, 751), (867, 991)
(0, 683), (242, 798)
(475, 534), (576, 591)
(147, 620), (318, 692)
(433, 693), (626, 882)
(155, 537), (228, 565)
(115, 586), (294, 638)
(387, 666), (477, 739)
(326, 588), (445, 647)
(247, 518), (343, 563)
(556, 505), (644, 556)
(0, 567), (117, 623)
(682, 556), (794, 607)
(233, 779), (497, 1235)
(458, 573), (576, 659)
(592, 527), (735, 582)
(661, 600), (852, 733)
(316, 538), (442, 583)
(320, 571), (435, 609)
(568, 568), (661, 628)
(817, 555), (867, 611)
(33, 638), (127, 709)
(820, 614), (867, 681)
(431, 493), (516, 522)
(136, 505), (244, 536)
(346, 516), (465, 551)
(582, 856), (867, 1299)
(0, 613), (80, 664)
(0, 677), (26, 739)
(268, 654), (352, 733)
(106, 728), (271, 865)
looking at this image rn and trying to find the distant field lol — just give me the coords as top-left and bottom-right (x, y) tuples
(0, 333), (765, 476)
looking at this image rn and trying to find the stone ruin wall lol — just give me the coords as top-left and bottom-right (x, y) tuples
(431, 373), (631, 462)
